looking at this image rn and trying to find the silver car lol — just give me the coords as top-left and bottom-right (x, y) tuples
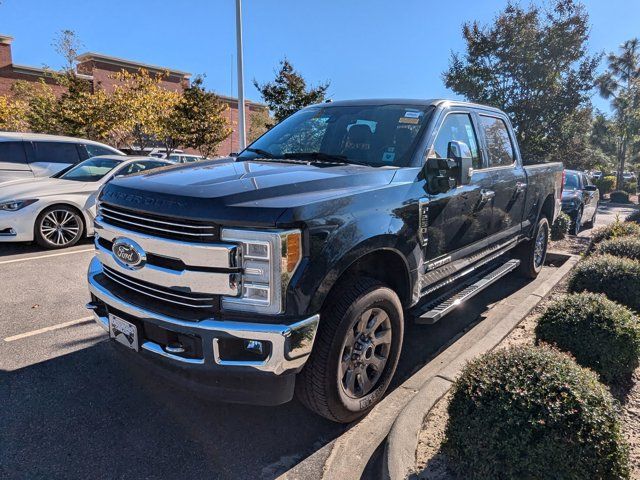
(0, 132), (124, 183)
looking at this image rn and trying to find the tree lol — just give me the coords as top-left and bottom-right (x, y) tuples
(253, 58), (329, 122)
(0, 95), (28, 131)
(11, 79), (61, 134)
(597, 38), (640, 188)
(443, 0), (600, 162)
(247, 108), (272, 143)
(163, 76), (231, 157)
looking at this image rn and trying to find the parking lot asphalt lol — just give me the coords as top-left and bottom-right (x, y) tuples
(1, 203), (635, 480)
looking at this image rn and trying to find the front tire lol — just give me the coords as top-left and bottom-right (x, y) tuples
(295, 277), (404, 423)
(516, 216), (549, 279)
(34, 205), (84, 249)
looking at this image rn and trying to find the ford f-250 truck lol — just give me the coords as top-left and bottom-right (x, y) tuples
(86, 99), (563, 423)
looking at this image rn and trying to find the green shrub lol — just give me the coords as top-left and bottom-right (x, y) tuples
(444, 346), (629, 479)
(568, 254), (640, 312)
(626, 210), (640, 224)
(596, 175), (616, 195)
(550, 211), (571, 240)
(536, 293), (640, 384)
(610, 190), (631, 204)
(591, 220), (640, 245)
(596, 236), (640, 261)
(623, 182), (637, 195)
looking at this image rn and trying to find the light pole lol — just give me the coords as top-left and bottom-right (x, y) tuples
(235, 0), (247, 151)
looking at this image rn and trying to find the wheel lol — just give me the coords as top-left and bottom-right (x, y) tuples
(570, 208), (583, 235)
(34, 205), (84, 249)
(516, 216), (549, 279)
(295, 277), (404, 423)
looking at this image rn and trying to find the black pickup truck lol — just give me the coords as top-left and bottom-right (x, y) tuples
(86, 99), (563, 422)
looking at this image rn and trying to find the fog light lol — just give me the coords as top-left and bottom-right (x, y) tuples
(244, 339), (264, 355)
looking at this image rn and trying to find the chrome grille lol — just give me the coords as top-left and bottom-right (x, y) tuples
(102, 265), (215, 309)
(98, 203), (218, 243)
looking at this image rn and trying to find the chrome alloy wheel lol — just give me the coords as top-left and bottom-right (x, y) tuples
(339, 307), (392, 398)
(534, 223), (548, 268)
(40, 209), (81, 246)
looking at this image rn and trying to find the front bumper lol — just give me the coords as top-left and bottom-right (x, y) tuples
(0, 205), (39, 242)
(87, 257), (320, 403)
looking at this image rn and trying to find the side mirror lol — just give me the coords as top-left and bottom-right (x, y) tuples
(447, 141), (473, 185)
(583, 184), (597, 192)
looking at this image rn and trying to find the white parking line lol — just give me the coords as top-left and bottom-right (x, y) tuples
(0, 248), (94, 265)
(4, 316), (94, 342)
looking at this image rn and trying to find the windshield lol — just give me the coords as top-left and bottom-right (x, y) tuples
(564, 172), (580, 190)
(60, 157), (122, 182)
(238, 104), (434, 167)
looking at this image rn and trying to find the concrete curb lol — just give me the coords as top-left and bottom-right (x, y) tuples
(382, 252), (580, 480)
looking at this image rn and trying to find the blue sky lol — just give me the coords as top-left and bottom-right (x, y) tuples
(1, 0), (638, 112)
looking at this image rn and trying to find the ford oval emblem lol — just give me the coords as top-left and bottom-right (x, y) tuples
(112, 238), (146, 270)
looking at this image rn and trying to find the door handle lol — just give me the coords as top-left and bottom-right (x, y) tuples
(515, 181), (527, 193)
(481, 189), (495, 201)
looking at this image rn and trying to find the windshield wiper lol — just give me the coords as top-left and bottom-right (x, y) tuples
(283, 152), (370, 166)
(243, 147), (274, 158)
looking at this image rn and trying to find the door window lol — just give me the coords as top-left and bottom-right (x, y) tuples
(431, 113), (481, 168)
(479, 116), (514, 167)
(0, 141), (28, 164)
(32, 142), (81, 164)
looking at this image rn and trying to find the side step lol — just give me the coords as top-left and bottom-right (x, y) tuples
(414, 259), (521, 324)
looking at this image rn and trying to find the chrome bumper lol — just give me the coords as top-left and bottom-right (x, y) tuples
(87, 257), (319, 375)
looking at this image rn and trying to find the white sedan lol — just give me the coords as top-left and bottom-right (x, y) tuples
(0, 155), (172, 249)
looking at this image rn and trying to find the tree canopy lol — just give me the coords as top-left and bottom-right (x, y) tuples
(254, 59), (329, 122)
(443, 0), (600, 162)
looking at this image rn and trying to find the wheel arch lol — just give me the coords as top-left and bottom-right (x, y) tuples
(312, 242), (413, 315)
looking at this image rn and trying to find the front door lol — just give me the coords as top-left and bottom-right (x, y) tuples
(424, 111), (494, 267)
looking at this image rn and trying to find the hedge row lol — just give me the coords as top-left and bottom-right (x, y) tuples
(444, 219), (640, 479)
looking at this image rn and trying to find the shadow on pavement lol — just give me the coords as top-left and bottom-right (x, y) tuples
(0, 270), (543, 480)
(0, 238), (93, 258)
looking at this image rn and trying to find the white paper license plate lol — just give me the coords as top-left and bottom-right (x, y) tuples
(109, 314), (139, 351)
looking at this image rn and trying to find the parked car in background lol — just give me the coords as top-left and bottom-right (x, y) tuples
(561, 169), (599, 235)
(167, 153), (203, 164)
(0, 133), (124, 184)
(0, 156), (171, 249)
(86, 99), (563, 422)
(589, 170), (603, 181)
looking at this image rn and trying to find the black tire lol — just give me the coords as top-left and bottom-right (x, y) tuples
(34, 205), (84, 249)
(295, 277), (404, 423)
(570, 208), (583, 235)
(516, 216), (549, 279)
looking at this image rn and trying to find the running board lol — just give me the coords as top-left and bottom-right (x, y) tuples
(414, 259), (521, 324)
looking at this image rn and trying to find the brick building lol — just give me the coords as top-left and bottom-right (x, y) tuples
(0, 34), (267, 155)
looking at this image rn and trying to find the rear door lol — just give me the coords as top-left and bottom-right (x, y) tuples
(0, 141), (33, 182)
(29, 141), (82, 177)
(477, 113), (527, 243)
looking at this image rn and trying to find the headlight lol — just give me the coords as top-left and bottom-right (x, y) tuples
(0, 199), (38, 211)
(221, 228), (302, 314)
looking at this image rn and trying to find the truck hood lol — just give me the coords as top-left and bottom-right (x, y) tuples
(101, 160), (398, 227)
(0, 177), (94, 202)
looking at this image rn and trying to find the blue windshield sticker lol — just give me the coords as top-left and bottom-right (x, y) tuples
(382, 147), (396, 163)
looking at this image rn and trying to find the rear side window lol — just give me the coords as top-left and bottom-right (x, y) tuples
(479, 116), (514, 167)
(0, 141), (28, 164)
(84, 144), (117, 157)
(32, 141), (81, 164)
